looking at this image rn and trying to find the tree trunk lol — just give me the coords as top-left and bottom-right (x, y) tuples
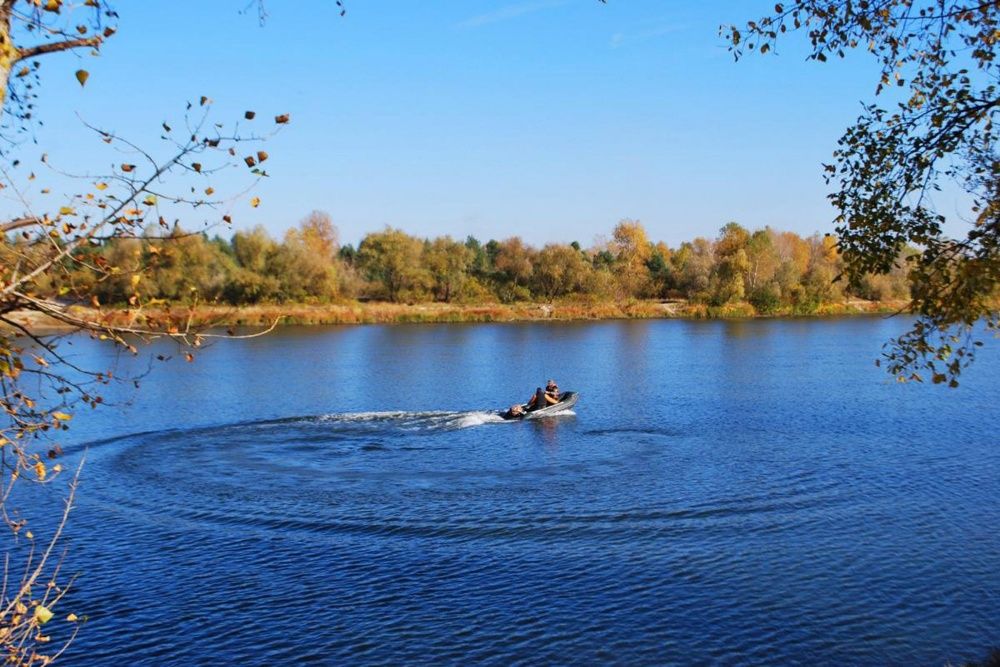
(0, 9), (12, 111)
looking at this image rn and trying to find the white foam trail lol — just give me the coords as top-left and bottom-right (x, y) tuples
(317, 411), (452, 423)
(315, 410), (506, 430)
(450, 411), (507, 429)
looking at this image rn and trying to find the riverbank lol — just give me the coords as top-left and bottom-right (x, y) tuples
(4, 298), (909, 332)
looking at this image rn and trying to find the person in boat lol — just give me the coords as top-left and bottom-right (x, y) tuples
(527, 379), (561, 411)
(504, 380), (561, 419)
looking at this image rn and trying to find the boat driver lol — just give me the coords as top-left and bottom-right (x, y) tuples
(527, 379), (560, 410)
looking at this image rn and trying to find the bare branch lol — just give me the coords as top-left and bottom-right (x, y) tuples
(0, 216), (43, 234)
(15, 36), (102, 63)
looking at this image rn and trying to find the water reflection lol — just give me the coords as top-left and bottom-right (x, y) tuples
(532, 413), (575, 452)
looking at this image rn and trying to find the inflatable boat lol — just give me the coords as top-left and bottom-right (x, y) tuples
(501, 391), (579, 420)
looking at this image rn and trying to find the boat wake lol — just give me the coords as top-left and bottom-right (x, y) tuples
(316, 409), (508, 431)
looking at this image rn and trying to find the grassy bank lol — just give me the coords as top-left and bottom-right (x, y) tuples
(5, 299), (910, 332)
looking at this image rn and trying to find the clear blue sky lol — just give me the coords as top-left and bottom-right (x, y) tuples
(27, 0), (937, 248)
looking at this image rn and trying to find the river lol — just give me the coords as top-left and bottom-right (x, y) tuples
(33, 317), (1000, 665)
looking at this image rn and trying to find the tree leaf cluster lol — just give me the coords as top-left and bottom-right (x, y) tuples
(727, 0), (1000, 385)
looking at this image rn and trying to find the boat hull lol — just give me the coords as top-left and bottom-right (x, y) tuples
(502, 391), (578, 420)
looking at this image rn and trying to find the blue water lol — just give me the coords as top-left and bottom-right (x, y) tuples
(23, 318), (1000, 665)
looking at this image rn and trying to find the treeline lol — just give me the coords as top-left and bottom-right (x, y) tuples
(27, 211), (912, 313)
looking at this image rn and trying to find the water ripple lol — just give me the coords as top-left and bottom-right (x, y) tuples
(53, 397), (1000, 667)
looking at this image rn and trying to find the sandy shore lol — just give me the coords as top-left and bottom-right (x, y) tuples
(1, 299), (908, 333)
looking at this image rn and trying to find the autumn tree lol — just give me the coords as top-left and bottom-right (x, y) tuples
(532, 243), (591, 299)
(287, 210), (339, 260)
(609, 219), (652, 300)
(493, 237), (535, 301)
(711, 222), (750, 305)
(0, 1), (110, 135)
(673, 237), (714, 301)
(0, 2), (285, 663)
(728, 1), (1000, 384)
(801, 233), (844, 308)
(276, 213), (340, 301)
(769, 228), (812, 306)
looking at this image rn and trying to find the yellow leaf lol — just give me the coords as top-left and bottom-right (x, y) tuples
(66, 613), (78, 622)
(250, 196), (261, 208)
(34, 462), (46, 481)
(95, 182), (108, 191)
(33, 606), (53, 625)
(52, 412), (72, 421)
(142, 194), (157, 206)
(59, 206), (76, 216)
(75, 69), (89, 87)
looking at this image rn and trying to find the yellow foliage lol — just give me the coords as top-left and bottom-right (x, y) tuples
(33, 606), (53, 625)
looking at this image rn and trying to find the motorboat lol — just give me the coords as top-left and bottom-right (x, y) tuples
(501, 391), (579, 420)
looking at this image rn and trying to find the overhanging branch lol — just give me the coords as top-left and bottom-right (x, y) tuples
(16, 36), (101, 63)
(0, 216), (42, 234)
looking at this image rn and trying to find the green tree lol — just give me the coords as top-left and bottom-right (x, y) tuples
(464, 235), (491, 278)
(357, 227), (427, 302)
(145, 229), (235, 303)
(424, 235), (472, 302)
(729, 1), (1000, 384)
(646, 241), (673, 298)
(227, 226), (281, 303)
(746, 229), (779, 295)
